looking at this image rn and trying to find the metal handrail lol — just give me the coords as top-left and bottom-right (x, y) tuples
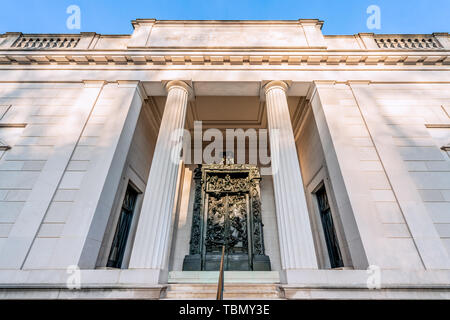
(216, 245), (225, 300)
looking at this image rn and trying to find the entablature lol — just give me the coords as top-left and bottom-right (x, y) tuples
(0, 51), (448, 67)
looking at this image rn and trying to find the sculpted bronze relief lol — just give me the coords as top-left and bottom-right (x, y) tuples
(183, 162), (271, 271)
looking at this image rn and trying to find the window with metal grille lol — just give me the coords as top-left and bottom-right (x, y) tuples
(107, 184), (138, 268)
(316, 185), (344, 268)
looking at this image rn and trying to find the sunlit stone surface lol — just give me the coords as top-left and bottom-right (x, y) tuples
(0, 19), (449, 299)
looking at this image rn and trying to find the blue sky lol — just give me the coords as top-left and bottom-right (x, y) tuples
(0, 0), (448, 35)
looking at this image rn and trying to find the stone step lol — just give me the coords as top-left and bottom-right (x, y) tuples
(165, 283), (280, 291)
(168, 271), (280, 284)
(162, 284), (285, 300)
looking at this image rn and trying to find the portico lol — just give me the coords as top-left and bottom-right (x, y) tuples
(118, 78), (320, 285)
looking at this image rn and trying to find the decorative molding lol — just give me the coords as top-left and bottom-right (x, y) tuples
(425, 124), (450, 128)
(0, 53), (448, 67)
(0, 123), (27, 128)
(374, 35), (443, 50)
(11, 35), (81, 49)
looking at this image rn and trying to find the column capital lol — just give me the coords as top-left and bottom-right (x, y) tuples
(263, 80), (290, 95)
(163, 80), (194, 100)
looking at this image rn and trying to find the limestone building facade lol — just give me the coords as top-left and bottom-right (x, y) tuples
(0, 19), (449, 299)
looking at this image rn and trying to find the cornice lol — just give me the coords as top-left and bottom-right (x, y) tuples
(133, 19), (322, 26)
(0, 52), (448, 67)
(131, 19), (156, 29)
(298, 19), (324, 29)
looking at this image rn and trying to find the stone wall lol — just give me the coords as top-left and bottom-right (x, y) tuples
(0, 81), (145, 270)
(311, 82), (450, 271)
(0, 83), (86, 258)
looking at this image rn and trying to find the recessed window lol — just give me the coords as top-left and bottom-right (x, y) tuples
(107, 183), (139, 268)
(315, 184), (344, 269)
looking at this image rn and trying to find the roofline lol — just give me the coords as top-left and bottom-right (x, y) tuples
(131, 18), (324, 29)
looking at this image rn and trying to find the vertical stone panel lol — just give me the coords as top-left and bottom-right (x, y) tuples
(28, 82), (144, 269)
(0, 82), (104, 269)
(350, 82), (450, 270)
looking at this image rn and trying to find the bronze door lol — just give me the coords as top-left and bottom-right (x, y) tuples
(203, 193), (251, 270)
(182, 165), (271, 272)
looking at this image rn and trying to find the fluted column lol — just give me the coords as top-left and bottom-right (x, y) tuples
(264, 81), (318, 275)
(129, 81), (191, 281)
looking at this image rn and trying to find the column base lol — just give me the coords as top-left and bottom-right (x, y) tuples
(279, 269), (322, 284)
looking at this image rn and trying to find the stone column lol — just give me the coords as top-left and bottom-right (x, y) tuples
(264, 81), (318, 279)
(128, 80), (192, 282)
